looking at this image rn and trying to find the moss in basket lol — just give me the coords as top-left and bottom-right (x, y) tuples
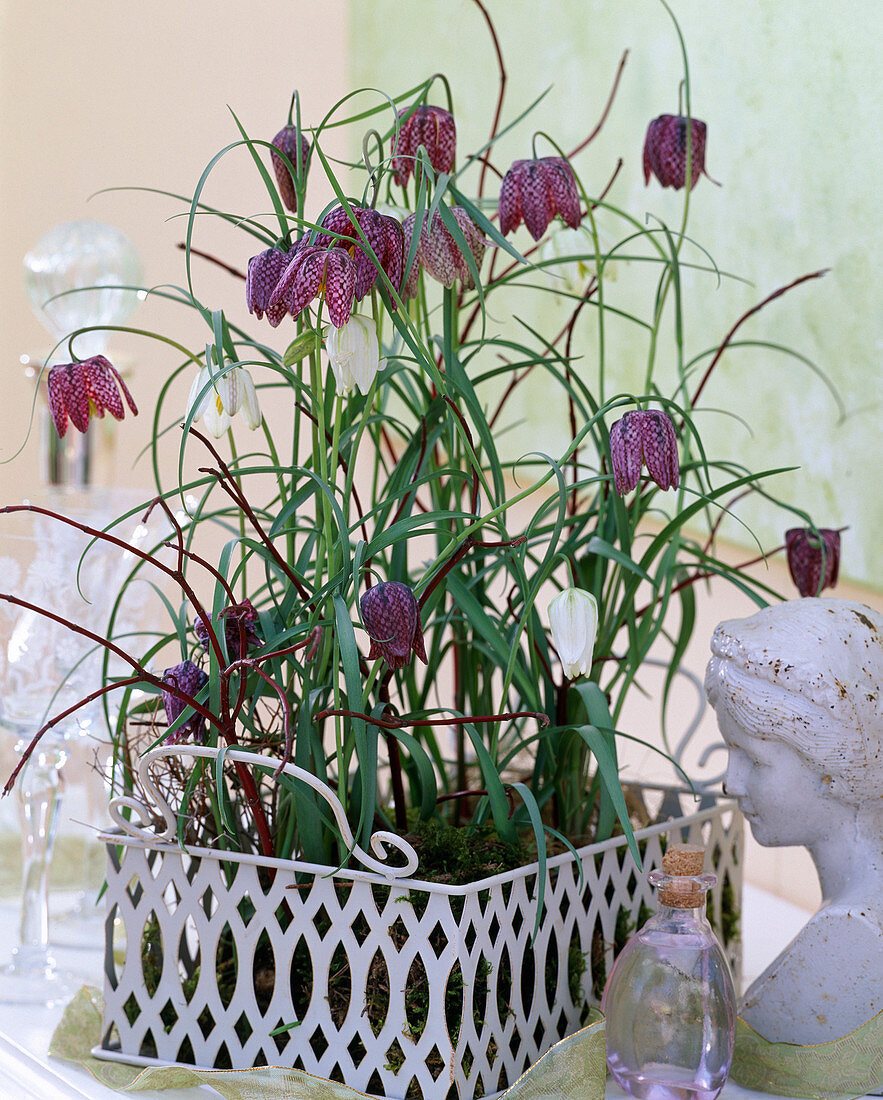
(406, 818), (527, 885)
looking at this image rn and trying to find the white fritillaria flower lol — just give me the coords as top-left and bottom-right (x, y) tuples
(326, 315), (382, 396)
(548, 587), (599, 680)
(187, 364), (262, 438)
(539, 225), (618, 294)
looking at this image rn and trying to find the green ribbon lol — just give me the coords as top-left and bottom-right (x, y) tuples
(732, 1013), (883, 1100)
(49, 988), (883, 1099)
(49, 987), (606, 1100)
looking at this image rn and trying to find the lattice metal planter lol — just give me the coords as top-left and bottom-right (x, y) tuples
(94, 746), (742, 1100)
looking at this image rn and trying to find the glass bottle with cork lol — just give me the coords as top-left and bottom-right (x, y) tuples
(602, 842), (737, 1100)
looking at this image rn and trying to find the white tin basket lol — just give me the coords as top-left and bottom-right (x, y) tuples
(94, 745), (742, 1100)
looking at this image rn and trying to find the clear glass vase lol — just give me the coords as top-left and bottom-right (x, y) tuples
(602, 844), (737, 1100)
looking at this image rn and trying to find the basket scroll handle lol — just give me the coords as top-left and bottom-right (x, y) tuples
(106, 744), (420, 878)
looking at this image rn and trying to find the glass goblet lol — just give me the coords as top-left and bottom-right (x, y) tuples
(0, 493), (148, 1004)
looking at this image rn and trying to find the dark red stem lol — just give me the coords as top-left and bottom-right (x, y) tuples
(437, 786), (516, 817)
(690, 269), (830, 409)
(567, 50), (629, 160)
(225, 658), (294, 772)
(176, 242), (246, 281)
(4, 676), (141, 795)
(472, 0), (507, 201)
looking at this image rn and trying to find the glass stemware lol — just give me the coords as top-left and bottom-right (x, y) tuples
(22, 219), (143, 490)
(0, 492), (149, 1004)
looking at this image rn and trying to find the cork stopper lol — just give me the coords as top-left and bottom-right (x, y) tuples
(659, 844), (706, 908)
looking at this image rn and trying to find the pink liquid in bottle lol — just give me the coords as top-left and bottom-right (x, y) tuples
(601, 844), (736, 1100)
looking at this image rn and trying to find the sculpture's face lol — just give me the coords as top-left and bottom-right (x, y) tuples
(718, 708), (833, 848)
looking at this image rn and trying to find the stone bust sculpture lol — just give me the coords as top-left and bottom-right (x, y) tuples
(705, 597), (883, 1046)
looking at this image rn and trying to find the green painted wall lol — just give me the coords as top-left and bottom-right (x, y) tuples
(349, 0), (882, 589)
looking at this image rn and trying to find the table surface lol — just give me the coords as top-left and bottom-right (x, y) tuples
(0, 885), (869, 1100)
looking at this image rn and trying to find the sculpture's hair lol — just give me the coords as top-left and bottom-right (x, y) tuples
(705, 598), (883, 804)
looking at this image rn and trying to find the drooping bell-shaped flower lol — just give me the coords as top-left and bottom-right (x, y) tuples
(548, 588), (599, 680)
(498, 157), (582, 241)
(269, 244), (357, 329)
(401, 213), (422, 300)
(318, 205), (404, 301)
(391, 104), (456, 187)
(539, 224), (619, 294)
(161, 660), (209, 744)
(326, 315), (382, 396)
(608, 409), (680, 495)
(406, 207), (487, 294)
(187, 364), (262, 438)
(360, 580), (428, 671)
(194, 598), (262, 657)
(270, 125), (311, 213)
(643, 115), (710, 191)
(46, 355), (137, 438)
(785, 527), (841, 597)
(246, 247), (292, 327)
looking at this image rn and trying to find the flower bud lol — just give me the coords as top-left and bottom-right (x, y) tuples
(360, 581), (427, 671)
(194, 599), (262, 657)
(643, 114), (710, 191)
(326, 315), (382, 396)
(785, 528), (841, 597)
(161, 660), (209, 744)
(270, 125), (310, 213)
(548, 588), (598, 680)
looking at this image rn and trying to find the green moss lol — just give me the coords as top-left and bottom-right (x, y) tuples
(567, 940), (588, 1005)
(405, 819), (526, 885)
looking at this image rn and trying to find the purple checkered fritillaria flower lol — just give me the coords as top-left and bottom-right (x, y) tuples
(46, 355), (138, 438)
(391, 104), (456, 187)
(270, 125), (311, 213)
(498, 157), (581, 241)
(401, 213), (421, 300)
(360, 581), (428, 672)
(194, 598), (262, 658)
(643, 114), (710, 191)
(318, 205), (404, 301)
(268, 243), (357, 329)
(785, 528), (841, 597)
(608, 410), (680, 495)
(246, 247), (293, 327)
(402, 207), (487, 296)
(161, 660), (209, 744)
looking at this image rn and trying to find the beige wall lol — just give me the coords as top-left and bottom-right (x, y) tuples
(0, 0), (350, 502)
